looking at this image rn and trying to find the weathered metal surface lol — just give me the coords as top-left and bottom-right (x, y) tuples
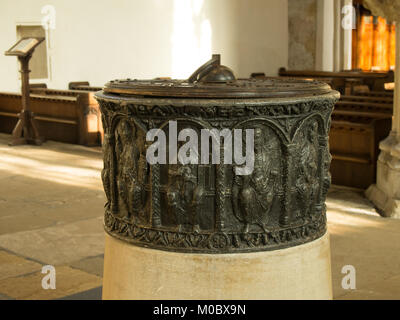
(104, 54), (332, 99)
(103, 77), (332, 99)
(95, 55), (339, 253)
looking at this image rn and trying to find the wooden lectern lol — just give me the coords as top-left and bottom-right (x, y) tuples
(5, 37), (45, 146)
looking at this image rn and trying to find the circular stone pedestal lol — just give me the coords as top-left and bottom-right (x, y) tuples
(102, 232), (332, 300)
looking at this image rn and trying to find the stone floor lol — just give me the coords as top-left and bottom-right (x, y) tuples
(0, 133), (399, 300)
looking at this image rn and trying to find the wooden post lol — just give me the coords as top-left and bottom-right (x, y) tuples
(5, 37), (45, 146)
(9, 54), (43, 146)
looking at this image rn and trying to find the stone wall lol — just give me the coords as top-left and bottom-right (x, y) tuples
(0, 0), (288, 91)
(363, 0), (400, 23)
(288, 0), (317, 70)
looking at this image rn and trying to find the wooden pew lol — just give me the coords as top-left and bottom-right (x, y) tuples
(278, 68), (391, 79)
(277, 68), (394, 94)
(329, 113), (392, 189)
(29, 83), (47, 89)
(354, 90), (394, 98)
(251, 72), (341, 92)
(333, 109), (391, 119)
(329, 93), (393, 189)
(30, 87), (103, 145)
(68, 81), (102, 92)
(0, 89), (102, 146)
(334, 101), (393, 115)
(340, 95), (393, 104)
(68, 81), (89, 90)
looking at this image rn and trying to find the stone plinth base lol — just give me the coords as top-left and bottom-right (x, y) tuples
(102, 232), (332, 300)
(366, 184), (400, 219)
(366, 138), (400, 219)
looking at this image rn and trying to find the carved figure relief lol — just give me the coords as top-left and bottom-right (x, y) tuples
(167, 165), (204, 232)
(293, 121), (320, 222)
(96, 93), (338, 253)
(232, 126), (280, 233)
(114, 119), (147, 222)
(101, 133), (112, 210)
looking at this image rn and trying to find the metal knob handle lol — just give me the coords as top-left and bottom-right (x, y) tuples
(188, 54), (235, 83)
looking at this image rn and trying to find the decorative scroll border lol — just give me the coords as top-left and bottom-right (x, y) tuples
(104, 209), (327, 253)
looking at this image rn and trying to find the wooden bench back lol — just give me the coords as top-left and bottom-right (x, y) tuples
(354, 91), (393, 98)
(278, 68), (392, 79)
(340, 95), (393, 104)
(329, 114), (391, 189)
(276, 68), (394, 93)
(0, 89), (102, 146)
(68, 81), (102, 92)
